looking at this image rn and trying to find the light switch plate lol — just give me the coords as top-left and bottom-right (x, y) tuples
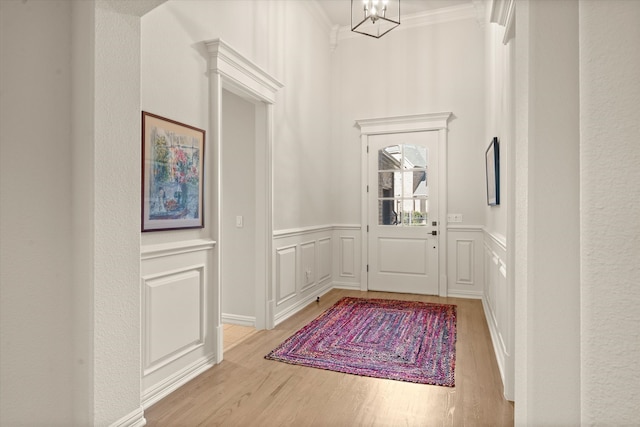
(236, 215), (243, 228)
(447, 213), (463, 223)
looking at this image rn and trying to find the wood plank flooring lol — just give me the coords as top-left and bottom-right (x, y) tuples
(145, 289), (514, 426)
(223, 324), (257, 351)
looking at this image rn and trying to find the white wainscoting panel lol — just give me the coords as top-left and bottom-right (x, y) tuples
(140, 239), (215, 409)
(300, 241), (317, 290)
(333, 225), (361, 290)
(339, 236), (356, 277)
(144, 267), (204, 374)
(273, 225), (360, 325)
(482, 229), (511, 398)
(318, 237), (332, 283)
(447, 226), (484, 298)
(455, 240), (474, 284)
(276, 245), (297, 304)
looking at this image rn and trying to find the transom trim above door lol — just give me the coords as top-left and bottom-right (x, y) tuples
(356, 113), (452, 297)
(356, 112), (452, 135)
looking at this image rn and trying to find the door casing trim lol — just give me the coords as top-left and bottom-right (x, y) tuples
(355, 112), (452, 297)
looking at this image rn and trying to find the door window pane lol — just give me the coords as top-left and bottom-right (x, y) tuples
(378, 200), (400, 225)
(378, 145), (401, 170)
(377, 143), (429, 226)
(403, 144), (427, 169)
(402, 171), (428, 198)
(400, 199), (428, 226)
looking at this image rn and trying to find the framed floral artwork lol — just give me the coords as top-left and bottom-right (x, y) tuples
(142, 112), (205, 231)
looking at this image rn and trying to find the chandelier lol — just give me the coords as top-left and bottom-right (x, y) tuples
(351, 0), (400, 39)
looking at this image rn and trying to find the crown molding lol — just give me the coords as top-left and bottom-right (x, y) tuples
(336, 3), (478, 43)
(490, 0), (515, 44)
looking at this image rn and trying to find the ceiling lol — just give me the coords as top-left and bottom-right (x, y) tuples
(316, 0), (473, 27)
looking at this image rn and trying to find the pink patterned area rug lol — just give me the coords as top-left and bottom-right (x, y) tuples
(265, 297), (457, 386)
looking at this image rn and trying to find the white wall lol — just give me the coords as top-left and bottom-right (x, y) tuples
(93, 3), (148, 423)
(0, 1), (74, 424)
(141, 0), (333, 233)
(140, 0), (333, 405)
(482, 4), (516, 399)
(579, 1), (640, 424)
(515, 0), (581, 424)
(484, 18), (513, 239)
(331, 13), (486, 227)
(222, 89), (256, 320)
(2, 0), (164, 425)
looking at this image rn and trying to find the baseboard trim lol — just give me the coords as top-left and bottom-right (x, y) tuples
(481, 296), (507, 392)
(109, 406), (146, 427)
(332, 281), (361, 290)
(447, 289), (484, 299)
(142, 354), (216, 409)
(221, 313), (256, 327)
(274, 282), (333, 326)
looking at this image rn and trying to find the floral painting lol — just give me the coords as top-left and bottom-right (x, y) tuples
(142, 112), (205, 231)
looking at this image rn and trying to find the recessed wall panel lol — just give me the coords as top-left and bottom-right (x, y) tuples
(340, 236), (355, 277)
(318, 237), (331, 282)
(276, 246), (297, 304)
(378, 238), (427, 275)
(145, 268), (203, 371)
(455, 239), (474, 284)
(301, 241), (316, 289)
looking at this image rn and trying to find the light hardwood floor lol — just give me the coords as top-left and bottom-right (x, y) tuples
(145, 289), (514, 426)
(223, 324), (257, 351)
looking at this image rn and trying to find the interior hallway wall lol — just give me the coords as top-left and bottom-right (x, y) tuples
(483, 17), (513, 239)
(579, 1), (640, 424)
(514, 0), (581, 424)
(330, 12), (486, 227)
(0, 1), (74, 424)
(141, 0), (333, 234)
(2, 0), (166, 425)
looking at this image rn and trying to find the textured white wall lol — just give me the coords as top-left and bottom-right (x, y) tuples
(331, 16), (486, 226)
(222, 89), (256, 318)
(579, 1), (640, 424)
(93, 2), (146, 424)
(71, 0), (95, 423)
(0, 1), (74, 424)
(0, 0), (162, 424)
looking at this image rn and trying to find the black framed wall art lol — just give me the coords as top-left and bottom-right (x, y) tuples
(485, 137), (500, 206)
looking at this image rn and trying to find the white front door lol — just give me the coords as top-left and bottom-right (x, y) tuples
(367, 131), (439, 295)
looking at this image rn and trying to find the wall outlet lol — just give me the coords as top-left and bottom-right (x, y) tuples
(447, 213), (463, 223)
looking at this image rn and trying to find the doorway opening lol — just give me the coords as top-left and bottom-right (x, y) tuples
(220, 89), (259, 351)
(205, 39), (283, 362)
